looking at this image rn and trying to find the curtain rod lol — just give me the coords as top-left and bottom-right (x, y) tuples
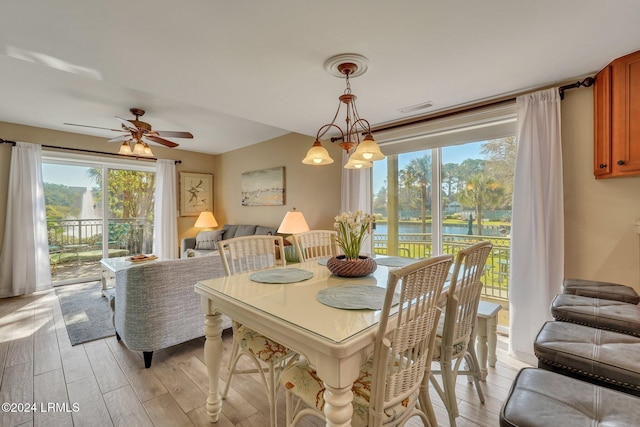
(370, 76), (595, 134)
(0, 138), (181, 164)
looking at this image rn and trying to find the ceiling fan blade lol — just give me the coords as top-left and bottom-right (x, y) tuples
(144, 135), (179, 148)
(151, 130), (194, 139)
(116, 116), (138, 131)
(107, 135), (130, 143)
(64, 123), (123, 132)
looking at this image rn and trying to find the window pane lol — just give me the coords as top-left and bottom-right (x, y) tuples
(106, 168), (155, 258)
(43, 163), (104, 283)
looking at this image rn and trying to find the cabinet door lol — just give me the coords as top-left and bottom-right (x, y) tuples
(594, 66), (611, 177)
(611, 51), (640, 175)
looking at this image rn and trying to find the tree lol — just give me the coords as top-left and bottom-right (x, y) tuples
(481, 136), (516, 208)
(400, 154), (431, 233)
(457, 174), (504, 235)
(373, 184), (388, 217)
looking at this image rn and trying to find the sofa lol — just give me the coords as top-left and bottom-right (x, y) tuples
(181, 223), (277, 258)
(114, 255), (231, 368)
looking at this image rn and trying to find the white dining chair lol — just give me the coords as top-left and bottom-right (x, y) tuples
(280, 254), (453, 427)
(427, 241), (493, 427)
(292, 230), (339, 262)
(219, 235), (296, 427)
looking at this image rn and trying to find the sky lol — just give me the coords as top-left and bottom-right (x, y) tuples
(372, 140), (485, 193)
(42, 163), (97, 189)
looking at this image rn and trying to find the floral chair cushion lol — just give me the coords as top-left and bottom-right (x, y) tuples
(281, 357), (416, 427)
(433, 318), (468, 360)
(236, 325), (290, 363)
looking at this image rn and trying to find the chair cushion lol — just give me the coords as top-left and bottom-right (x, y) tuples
(195, 230), (224, 250)
(562, 278), (640, 304)
(235, 325), (290, 363)
(551, 294), (640, 336)
(280, 357), (415, 427)
(534, 321), (640, 395)
(500, 368), (640, 427)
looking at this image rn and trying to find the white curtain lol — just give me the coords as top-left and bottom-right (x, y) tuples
(341, 151), (373, 255)
(153, 160), (178, 259)
(509, 88), (564, 364)
(0, 142), (52, 297)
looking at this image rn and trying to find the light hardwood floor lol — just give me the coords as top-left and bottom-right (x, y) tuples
(0, 286), (531, 427)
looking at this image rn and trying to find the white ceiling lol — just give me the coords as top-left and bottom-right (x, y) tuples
(1, 1), (639, 155)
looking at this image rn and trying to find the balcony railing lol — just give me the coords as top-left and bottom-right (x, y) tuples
(373, 233), (510, 301)
(47, 218), (153, 267)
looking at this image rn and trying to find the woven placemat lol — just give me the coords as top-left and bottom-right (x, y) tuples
(316, 285), (399, 310)
(249, 268), (314, 284)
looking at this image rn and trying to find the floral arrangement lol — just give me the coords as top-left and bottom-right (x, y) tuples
(334, 210), (376, 259)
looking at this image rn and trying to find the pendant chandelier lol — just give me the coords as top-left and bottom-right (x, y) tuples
(302, 54), (385, 169)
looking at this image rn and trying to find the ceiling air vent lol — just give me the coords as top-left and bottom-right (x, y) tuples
(398, 101), (434, 114)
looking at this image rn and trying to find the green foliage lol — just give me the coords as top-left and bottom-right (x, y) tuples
(44, 183), (82, 219)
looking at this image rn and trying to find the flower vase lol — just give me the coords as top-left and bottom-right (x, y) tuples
(326, 255), (377, 278)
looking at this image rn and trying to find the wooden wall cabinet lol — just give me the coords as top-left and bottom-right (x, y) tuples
(594, 49), (640, 178)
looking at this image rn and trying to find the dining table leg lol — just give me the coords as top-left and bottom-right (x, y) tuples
(323, 384), (354, 427)
(202, 298), (224, 422)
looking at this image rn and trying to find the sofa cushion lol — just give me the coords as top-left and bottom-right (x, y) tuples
(255, 225), (277, 235)
(562, 278), (640, 304)
(551, 294), (640, 337)
(234, 224), (258, 237)
(221, 224), (239, 239)
(500, 368), (640, 427)
(195, 229), (224, 250)
(534, 321), (640, 396)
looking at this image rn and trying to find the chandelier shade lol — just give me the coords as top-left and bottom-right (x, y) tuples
(303, 54), (385, 169)
(302, 139), (334, 165)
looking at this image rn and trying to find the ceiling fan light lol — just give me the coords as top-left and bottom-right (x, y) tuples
(118, 141), (133, 155)
(302, 139), (334, 165)
(132, 140), (145, 155)
(142, 142), (154, 157)
(350, 134), (385, 161)
(344, 156), (372, 169)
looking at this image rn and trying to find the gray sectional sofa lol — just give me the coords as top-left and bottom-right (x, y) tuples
(114, 223), (277, 368)
(181, 223), (277, 258)
(114, 254), (229, 368)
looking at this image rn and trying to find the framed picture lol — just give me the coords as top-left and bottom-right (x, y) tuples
(241, 166), (285, 206)
(180, 172), (213, 216)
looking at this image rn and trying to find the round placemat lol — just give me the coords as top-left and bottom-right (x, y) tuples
(373, 257), (415, 268)
(316, 285), (399, 310)
(249, 268), (314, 284)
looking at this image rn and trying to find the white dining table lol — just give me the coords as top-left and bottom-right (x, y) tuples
(194, 259), (397, 427)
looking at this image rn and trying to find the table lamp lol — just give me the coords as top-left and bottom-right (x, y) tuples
(277, 208), (309, 262)
(194, 211), (218, 229)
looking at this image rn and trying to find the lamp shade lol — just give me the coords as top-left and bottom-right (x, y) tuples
(302, 139), (334, 165)
(194, 211), (218, 228)
(118, 141), (133, 155)
(344, 156), (372, 169)
(277, 209), (310, 234)
(350, 134), (385, 161)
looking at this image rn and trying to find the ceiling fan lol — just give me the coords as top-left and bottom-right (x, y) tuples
(64, 107), (193, 148)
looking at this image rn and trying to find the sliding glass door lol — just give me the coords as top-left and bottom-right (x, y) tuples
(42, 154), (155, 285)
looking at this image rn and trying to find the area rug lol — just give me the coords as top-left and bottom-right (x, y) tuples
(56, 281), (115, 346)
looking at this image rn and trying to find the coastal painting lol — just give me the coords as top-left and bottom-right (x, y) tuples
(241, 166), (285, 206)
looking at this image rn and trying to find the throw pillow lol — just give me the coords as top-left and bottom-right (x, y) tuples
(195, 230), (224, 250)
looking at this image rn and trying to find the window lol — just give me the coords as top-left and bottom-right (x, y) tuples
(42, 152), (156, 285)
(372, 103), (516, 329)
